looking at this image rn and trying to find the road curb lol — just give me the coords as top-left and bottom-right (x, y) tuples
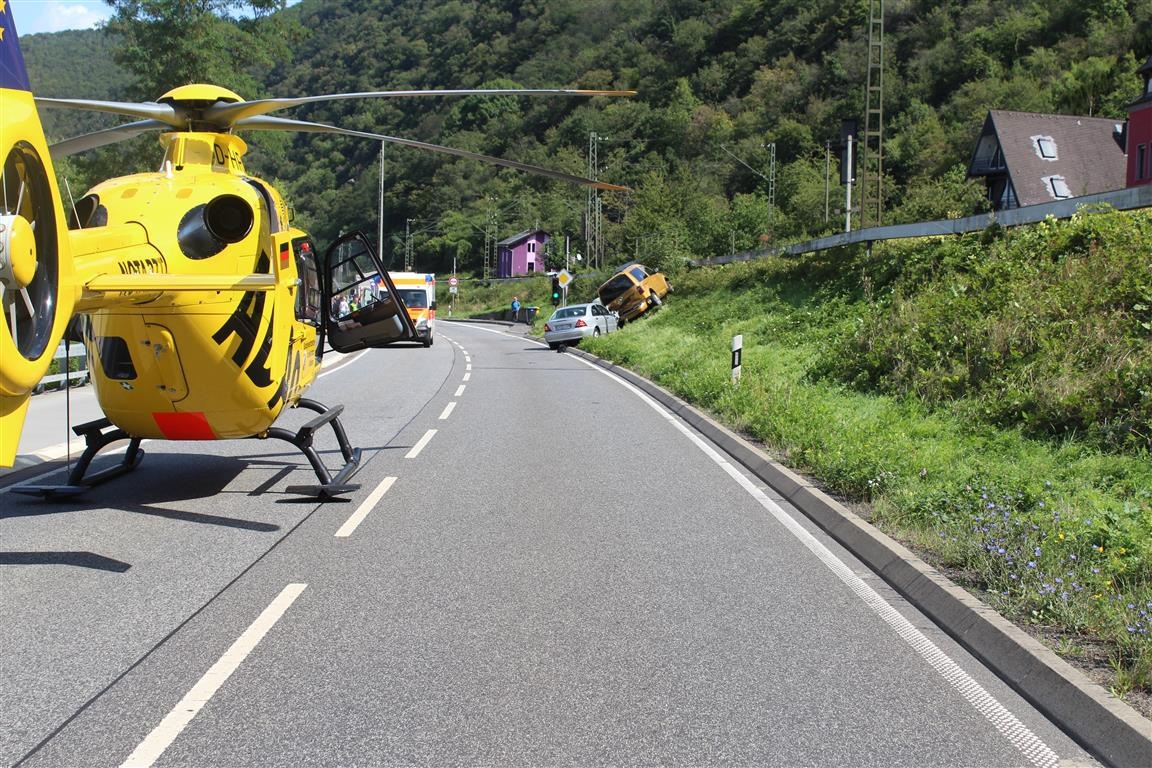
(566, 346), (1152, 768)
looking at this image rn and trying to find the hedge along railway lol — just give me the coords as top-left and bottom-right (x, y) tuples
(690, 184), (1152, 267)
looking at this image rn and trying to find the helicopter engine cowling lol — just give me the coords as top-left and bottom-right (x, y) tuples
(177, 194), (254, 260)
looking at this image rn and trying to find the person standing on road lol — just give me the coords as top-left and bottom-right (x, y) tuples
(511, 295), (521, 322)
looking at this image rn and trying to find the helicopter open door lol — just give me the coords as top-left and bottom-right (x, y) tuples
(323, 231), (418, 352)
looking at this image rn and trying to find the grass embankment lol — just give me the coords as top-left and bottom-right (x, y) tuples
(583, 209), (1152, 700)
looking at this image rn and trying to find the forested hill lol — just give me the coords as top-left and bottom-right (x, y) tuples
(20, 0), (1152, 274)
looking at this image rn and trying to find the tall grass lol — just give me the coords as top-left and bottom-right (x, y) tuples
(585, 209), (1152, 697)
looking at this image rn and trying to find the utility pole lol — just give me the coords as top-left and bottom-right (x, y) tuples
(404, 218), (414, 271)
(765, 142), (776, 242)
(824, 140), (831, 224)
(860, 0), (885, 228)
(377, 142), (385, 258)
(586, 131), (603, 271)
(845, 135), (854, 232)
(484, 198), (499, 280)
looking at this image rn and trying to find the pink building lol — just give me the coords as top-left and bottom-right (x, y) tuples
(497, 230), (549, 277)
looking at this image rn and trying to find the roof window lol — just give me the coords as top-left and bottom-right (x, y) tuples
(1043, 175), (1071, 199)
(1032, 135), (1058, 160)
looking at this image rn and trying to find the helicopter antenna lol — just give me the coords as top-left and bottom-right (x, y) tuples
(64, 335), (73, 472)
(63, 176), (80, 229)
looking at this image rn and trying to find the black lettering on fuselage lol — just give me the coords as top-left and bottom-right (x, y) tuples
(213, 252), (275, 391)
(212, 143), (243, 169)
(118, 257), (167, 274)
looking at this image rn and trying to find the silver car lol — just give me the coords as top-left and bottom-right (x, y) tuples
(543, 303), (619, 349)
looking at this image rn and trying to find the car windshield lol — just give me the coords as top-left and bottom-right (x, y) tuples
(399, 289), (428, 308)
(598, 275), (635, 304)
(551, 306), (587, 319)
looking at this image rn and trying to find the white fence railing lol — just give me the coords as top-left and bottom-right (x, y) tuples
(34, 342), (89, 394)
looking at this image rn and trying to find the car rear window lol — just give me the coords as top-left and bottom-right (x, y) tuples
(598, 275), (635, 304)
(553, 306), (586, 319)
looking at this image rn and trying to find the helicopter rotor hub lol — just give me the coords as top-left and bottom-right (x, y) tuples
(0, 213), (38, 290)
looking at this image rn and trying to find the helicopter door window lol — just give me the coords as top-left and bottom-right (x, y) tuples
(292, 237), (322, 324)
(328, 242), (386, 320)
(96, 336), (137, 380)
(69, 194), (107, 230)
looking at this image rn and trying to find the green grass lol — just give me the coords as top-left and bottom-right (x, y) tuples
(582, 218), (1152, 698)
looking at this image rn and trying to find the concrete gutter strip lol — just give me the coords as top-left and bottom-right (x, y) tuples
(567, 345), (1152, 768)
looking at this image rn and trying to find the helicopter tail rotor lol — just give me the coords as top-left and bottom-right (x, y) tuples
(0, 51), (77, 466)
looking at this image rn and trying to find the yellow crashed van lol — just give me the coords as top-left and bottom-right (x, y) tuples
(596, 263), (671, 324)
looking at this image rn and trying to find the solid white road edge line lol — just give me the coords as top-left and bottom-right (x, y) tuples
(405, 429), (437, 459)
(318, 349), (368, 377)
(549, 347), (1064, 768)
(120, 583), (308, 768)
(335, 476), (396, 538)
(439, 402), (457, 420)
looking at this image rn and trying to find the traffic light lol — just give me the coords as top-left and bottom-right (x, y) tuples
(551, 276), (561, 305)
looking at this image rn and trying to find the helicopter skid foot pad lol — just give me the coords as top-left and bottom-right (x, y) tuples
(11, 436), (144, 500)
(283, 483), (360, 499)
(10, 485), (92, 499)
(263, 402), (362, 499)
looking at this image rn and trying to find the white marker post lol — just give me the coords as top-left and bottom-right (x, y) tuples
(731, 334), (743, 384)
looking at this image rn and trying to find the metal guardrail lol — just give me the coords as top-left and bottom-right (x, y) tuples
(691, 184), (1152, 267)
(34, 342), (89, 393)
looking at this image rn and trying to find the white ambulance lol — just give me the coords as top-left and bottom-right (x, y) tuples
(388, 272), (437, 347)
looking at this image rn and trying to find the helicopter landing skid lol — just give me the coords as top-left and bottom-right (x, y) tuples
(267, 398), (362, 499)
(12, 418), (144, 500)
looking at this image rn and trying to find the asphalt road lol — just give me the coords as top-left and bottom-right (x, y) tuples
(0, 322), (1103, 767)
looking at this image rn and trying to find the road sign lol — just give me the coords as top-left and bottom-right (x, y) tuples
(557, 269), (573, 287)
(449, 286), (457, 294)
(449, 276), (458, 286)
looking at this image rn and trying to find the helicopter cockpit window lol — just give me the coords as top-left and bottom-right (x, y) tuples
(69, 194), (107, 230)
(293, 237), (321, 324)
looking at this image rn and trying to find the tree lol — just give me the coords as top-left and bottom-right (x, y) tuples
(103, 0), (299, 100)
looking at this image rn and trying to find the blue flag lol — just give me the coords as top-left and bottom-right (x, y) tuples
(0, 2), (31, 92)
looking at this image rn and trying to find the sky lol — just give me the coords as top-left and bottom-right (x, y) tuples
(9, 1), (301, 36)
(10, 1), (113, 36)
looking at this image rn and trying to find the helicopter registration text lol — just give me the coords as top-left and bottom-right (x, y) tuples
(118, 256), (168, 275)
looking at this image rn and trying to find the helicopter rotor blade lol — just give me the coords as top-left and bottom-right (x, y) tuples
(207, 88), (636, 125)
(236, 115), (631, 192)
(48, 120), (173, 159)
(34, 97), (180, 126)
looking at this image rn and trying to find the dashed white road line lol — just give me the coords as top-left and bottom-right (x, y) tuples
(405, 429), (437, 458)
(120, 583), (308, 768)
(335, 476), (396, 538)
(462, 372), (471, 382)
(439, 402), (457, 420)
(454, 385), (466, 397)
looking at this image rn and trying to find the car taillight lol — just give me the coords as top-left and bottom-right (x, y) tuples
(544, 323), (552, 332)
(575, 319), (587, 328)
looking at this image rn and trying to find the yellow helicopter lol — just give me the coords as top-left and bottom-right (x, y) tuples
(0, 7), (630, 498)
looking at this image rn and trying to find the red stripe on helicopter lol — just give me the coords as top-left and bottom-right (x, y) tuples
(279, 243), (291, 269)
(153, 412), (216, 440)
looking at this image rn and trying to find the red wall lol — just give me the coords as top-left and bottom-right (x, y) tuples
(1129, 101), (1152, 187)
